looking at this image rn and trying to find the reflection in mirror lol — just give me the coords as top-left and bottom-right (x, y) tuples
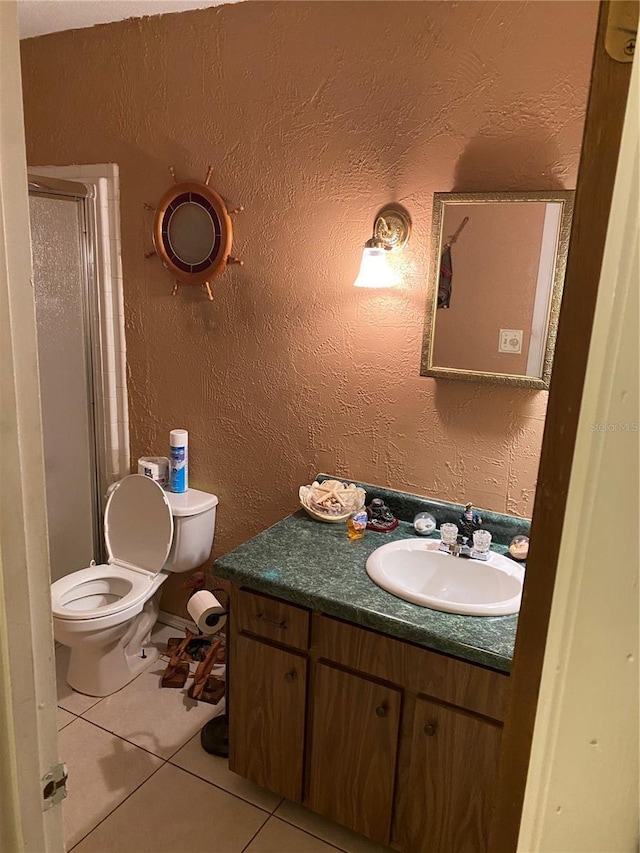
(421, 191), (573, 390)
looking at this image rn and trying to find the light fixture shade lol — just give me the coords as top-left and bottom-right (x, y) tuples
(353, 247), (399, 289)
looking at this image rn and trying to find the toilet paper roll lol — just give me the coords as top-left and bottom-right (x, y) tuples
(187, 591), (227, 635)
(138, 457), (170, 487)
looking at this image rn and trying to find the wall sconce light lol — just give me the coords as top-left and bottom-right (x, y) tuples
(353, 205), (412, 288)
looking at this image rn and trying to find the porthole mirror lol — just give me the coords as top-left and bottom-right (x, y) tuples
(153, 181), (234, 299)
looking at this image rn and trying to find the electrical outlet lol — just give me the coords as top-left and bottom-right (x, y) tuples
(499, 329), (523, 354)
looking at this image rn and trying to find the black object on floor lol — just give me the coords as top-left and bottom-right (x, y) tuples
(201, 714), (229, 757)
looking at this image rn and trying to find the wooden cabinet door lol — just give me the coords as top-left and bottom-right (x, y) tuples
(229, 635), (307, 801)
(307, 663), (401, 844)
(402, 696), (502, 853)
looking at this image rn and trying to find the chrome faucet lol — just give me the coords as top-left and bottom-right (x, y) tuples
(439, 532), (472, 558)
(448, 537), (473, 558)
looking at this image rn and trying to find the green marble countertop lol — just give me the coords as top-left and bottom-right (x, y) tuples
(213, 510), (520, 673)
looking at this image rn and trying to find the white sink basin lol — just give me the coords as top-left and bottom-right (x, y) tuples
(366, 538), (524, 616)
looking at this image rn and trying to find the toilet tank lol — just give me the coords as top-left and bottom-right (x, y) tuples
(163, 488), (219, 573)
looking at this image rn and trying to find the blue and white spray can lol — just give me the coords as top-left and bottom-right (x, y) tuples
(169, 429), (188, 493)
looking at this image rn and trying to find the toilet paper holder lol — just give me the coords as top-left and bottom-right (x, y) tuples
(187, 588), (229, 635)
(194, 587), (231, 758)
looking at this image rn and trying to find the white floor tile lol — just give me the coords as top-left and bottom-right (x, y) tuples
(150, 621), (181, 651)
(245, 817), (342, 853)
(56, 646), (103, 715)
(72, 762), (268, 853)
(58, 717), (162, 850)
(275, 801), (393, 853)
(82, 665), (225, 759)
(57, 707), (76, 731)
(171, 733), (282, 812)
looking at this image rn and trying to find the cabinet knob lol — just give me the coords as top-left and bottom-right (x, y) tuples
(284, 671), (296, 683)
(375, 705), (387, 718)
(423, 723), (437, 737)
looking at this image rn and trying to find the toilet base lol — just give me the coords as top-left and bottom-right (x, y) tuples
(65, 592), (162, 697)
(67, 640), (159, 697)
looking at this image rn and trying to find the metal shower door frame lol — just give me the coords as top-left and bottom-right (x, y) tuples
(28, 173), (106, 563)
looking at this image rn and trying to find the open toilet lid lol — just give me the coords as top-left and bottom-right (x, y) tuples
(105, 474), (174, 576)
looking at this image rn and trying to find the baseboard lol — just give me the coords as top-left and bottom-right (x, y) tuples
(157, 610), (198, 634)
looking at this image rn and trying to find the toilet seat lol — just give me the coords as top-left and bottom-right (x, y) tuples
(51, 564), (155, 621)
(51, 475), (174, 622)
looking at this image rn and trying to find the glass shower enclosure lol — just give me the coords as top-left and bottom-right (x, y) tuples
(28, 175), (103, 582)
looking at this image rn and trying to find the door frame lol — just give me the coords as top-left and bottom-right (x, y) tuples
(517, 49), (638, 850)
(0, 0), (635, 850)
(0, 3), (64, 850)
(490, 2), (637, 849)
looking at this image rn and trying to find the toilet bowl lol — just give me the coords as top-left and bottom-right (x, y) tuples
(51, 474), (218, 697)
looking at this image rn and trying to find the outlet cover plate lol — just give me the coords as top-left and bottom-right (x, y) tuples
(499, 329), (523, 354)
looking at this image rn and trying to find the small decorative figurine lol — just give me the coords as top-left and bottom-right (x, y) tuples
(188, 639), (224, 703)
(161, 629), (195, 689)
(366, 498), (399, 532)
(459, 502), (483, 543)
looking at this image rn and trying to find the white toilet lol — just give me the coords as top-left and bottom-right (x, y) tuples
(51, 474), (218, 697)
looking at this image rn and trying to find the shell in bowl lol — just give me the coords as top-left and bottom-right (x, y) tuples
(299, 479), (366, 523)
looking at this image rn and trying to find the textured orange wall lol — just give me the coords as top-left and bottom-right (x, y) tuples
(20, 1), (597, 615)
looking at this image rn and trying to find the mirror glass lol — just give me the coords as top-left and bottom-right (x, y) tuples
(168, 201), (216, 265)
(421, 191), (573, 389)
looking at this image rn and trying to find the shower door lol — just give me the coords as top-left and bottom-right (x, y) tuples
(28, 177), (102, 583)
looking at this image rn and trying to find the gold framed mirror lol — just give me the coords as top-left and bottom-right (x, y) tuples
(420, 191), (574, 389)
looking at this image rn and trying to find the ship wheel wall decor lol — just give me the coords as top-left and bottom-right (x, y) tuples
(151, 169), (243, 300)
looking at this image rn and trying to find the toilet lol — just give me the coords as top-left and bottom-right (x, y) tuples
(51, 474), (218, 697)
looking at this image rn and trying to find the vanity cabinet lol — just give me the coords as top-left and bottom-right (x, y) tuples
(399, 696), (502, 853)
(235, 587), (310, 650)
(229, 634), (307, 800)
(307, 663), (401, 843)
(228, 586), (509, 852)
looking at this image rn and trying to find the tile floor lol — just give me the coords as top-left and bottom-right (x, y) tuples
(56, 624), (391, 853)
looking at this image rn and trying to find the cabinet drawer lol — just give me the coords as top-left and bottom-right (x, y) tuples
(235, 588), (310, 650)
(313, 614), (509, 722)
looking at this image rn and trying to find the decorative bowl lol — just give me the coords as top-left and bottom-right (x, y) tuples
(299, 480), (366, 523)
